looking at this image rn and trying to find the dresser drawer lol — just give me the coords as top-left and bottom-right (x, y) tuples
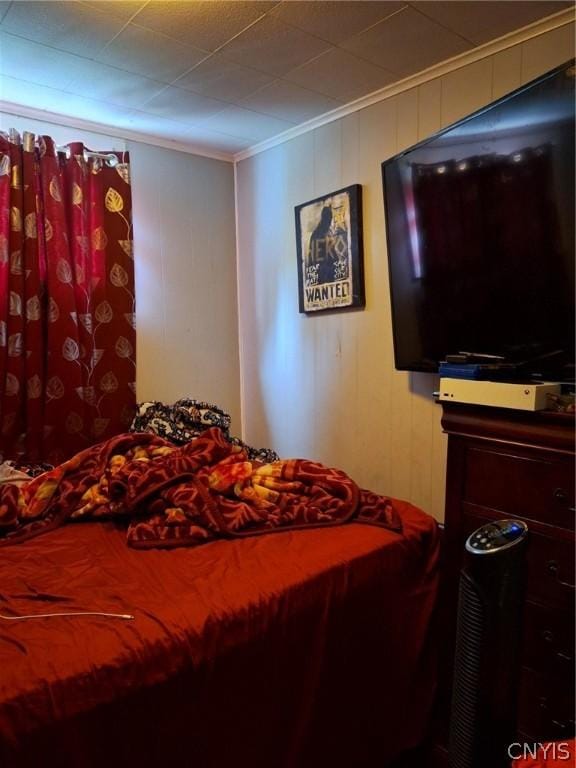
(521, 601), (575, 679)
(525, 530), (575, 611)
(462, 446), (575, 530)
(441, 405), (575, 757)
(517, 667), (575, 742)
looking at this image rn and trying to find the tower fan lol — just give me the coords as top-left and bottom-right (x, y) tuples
(449, 519), (529, 768)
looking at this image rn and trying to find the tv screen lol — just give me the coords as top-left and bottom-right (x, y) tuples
(382, 60), (575, 378)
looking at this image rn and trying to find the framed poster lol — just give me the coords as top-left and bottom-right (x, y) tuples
(295, 184), (364, 314)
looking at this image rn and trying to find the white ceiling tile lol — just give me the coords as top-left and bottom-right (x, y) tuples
(411, 1), (573, 46)
(183, 124), (252, 154)
(141, 85), (228, 124)
(65, 60), (166, 109)
(130, 1), (276, 52)
(78, 1), (147, 22)
(0, 31), (81, 89)
(199, 105), (294, 142)
(96, 23), (208, 83)
(0, 2), (11, 24)
(341, 6), (472, 77)
(241, 80), (342, 123)
(0, 0), (568, 157)
(125, 110), (202, 142)
(219, 15), (332, 77)
(40, 93), (136, 129)
(173, 53), (274, 103)
(270, 1), (406, 44)
(0, 74), (135, 128)
(0, 75), (74, 112)
(284, 47), (394, 102)
(1, 1), (126, 58)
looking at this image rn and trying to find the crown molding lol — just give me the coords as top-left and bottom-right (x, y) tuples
(233, 7), (575, 163)
(0, 101), (235, 163)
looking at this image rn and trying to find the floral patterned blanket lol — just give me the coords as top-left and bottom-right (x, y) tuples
(0, 427), (402, 548)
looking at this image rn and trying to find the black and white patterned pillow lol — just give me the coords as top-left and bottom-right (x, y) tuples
(130, 399), (278, 463)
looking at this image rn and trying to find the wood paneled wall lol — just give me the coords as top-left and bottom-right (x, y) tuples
(235, 23), (575, 521)
(129, 141), (241, 432)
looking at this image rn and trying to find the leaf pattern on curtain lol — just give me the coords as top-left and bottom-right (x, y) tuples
(0, 132), (136, 464)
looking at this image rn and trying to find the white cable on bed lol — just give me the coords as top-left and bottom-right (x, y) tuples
(0, 611), (135, 621)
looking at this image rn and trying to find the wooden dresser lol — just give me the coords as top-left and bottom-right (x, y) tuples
(441, 403), (575, 745)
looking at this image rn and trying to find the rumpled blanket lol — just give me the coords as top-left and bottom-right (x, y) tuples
(0, 427), (402, 549)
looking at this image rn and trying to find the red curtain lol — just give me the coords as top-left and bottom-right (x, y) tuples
(0, 130), (136, 464)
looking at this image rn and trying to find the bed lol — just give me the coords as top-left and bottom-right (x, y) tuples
(0, 427), (441, 768)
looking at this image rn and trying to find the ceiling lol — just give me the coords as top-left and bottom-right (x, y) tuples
(0, 1), (572, 159)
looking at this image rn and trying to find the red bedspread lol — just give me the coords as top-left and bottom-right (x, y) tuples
(0, 427), (401, 548)
(0, 502), (440, 768)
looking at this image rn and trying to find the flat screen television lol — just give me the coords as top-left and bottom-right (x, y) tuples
(382, 60), (575, 380)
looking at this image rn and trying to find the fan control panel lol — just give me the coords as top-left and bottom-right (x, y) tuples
(465, 519), (528, 555)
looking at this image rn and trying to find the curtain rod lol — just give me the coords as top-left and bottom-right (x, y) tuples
(3, 130), (120, 167)
(56, 145), (119, 166)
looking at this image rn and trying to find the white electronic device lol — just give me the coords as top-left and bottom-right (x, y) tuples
(438, 379), (561, 411)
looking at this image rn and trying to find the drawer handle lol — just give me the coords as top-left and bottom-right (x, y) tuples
(546, 560), (575, 589)
(552, 488), (574, 513)
(551, 719), (575, 734)
(541, 631), (574, 662)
